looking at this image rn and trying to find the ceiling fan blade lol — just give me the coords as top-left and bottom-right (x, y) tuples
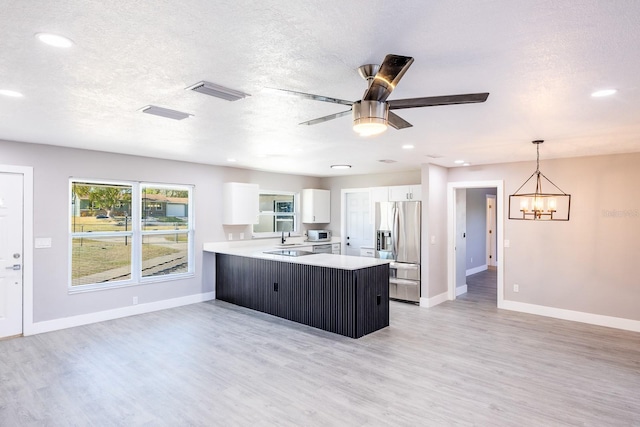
(267, 88), (353, 106)
(388, 93), (490, 110)
(300, 109), (352, 126)
(387, 112), (413, 130)
(363, 54), (414, 102)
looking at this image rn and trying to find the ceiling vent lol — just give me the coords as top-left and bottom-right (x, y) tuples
(378, 159), (397, 164)
(140, 105), (192, 120)
(187, 81), (249, 101)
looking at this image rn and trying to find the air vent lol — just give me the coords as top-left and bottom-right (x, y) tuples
(140, 105), (192, 120)
(378, 159), (397, 164)
(426, 154), (443, 159)
(187, 81), (249, 101)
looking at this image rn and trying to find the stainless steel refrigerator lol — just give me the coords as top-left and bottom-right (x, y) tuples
(375, 201), (421, 303)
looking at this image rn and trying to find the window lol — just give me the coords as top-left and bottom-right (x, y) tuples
(70, 180), (194, 290)
(253, 191), (298, 236)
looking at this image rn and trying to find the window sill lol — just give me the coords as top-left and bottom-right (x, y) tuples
(68, 272), (195, 294)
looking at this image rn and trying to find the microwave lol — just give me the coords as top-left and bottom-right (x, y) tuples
(307, 229), (332, 242)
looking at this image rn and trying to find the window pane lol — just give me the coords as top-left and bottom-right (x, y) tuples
(71, 182), (132, 232)
(254, 192), (296, 234)
(141, 187), (190, 231)
(72, 236), (132, 286)
(142, 233), (189, 277)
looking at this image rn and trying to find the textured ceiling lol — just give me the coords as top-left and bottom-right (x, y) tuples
(1, 0), (639, 176)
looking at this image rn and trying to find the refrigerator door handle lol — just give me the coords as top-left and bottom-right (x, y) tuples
(392, 203), (399, 260)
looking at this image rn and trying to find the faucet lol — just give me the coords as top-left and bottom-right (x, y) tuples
(281, 231), (287, 244)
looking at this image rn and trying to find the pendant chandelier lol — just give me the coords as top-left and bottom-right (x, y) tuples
(509, 140), (571, 221)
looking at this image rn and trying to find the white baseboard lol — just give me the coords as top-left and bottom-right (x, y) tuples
(466, 264), (487, 276)
(420, 291), (449, 308)
(500, 300), (640, 333)
(24, 292), (215, 336)
(456, 285), (468, 296)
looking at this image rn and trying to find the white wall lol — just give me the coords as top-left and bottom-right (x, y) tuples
(448, 153), (640, 322)
(0, 139), (321, 325)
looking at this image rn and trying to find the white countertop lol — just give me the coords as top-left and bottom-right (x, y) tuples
(203, 240), (390, 271)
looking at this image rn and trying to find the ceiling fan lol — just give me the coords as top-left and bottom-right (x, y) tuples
(274, 54), (489, 136)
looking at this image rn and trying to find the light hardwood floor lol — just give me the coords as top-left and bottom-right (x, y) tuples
(1, 271), (639, 426)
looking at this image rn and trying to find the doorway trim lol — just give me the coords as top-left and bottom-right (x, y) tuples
(0, 164), (34, 336)
(447, 180), (504, 308)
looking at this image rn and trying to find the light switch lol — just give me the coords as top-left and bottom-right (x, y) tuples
(35, 237), (52, 248)
(504, 239), (510, 248)
(430, 236), (436, 245)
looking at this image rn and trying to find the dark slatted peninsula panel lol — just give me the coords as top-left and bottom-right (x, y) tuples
(215, 254), (389, 338)
(355, 265), (390, 337)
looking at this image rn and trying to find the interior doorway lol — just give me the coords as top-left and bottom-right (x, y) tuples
(447, 181), (504, 308)
(0, 165), (33, 338)
(486, 195), (497, 268)
(341, 189), (373, 256)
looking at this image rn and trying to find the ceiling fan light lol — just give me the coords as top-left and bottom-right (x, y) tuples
(352, 100), (389, 136)
(353, 119), (387, 136)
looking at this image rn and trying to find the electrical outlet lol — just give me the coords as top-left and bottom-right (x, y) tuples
(132, 296), (139, 305)
(504, 239), (510, 248)
(470, 257), (473, 263)
(513, 284), (519, 293)
(240, 232), (245, 240)
(228, 233), (233, 240)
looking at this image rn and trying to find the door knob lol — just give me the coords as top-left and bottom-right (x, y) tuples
(6, 264), (21, 270)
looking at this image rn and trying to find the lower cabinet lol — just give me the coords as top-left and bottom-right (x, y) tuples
(215, 254), (389, 338)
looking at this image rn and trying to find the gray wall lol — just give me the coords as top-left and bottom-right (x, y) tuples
(448, 152), (640, 321)
(423, 164), (448, 298)
(466, 187), (497, 271)
(1, 139), (320, 323)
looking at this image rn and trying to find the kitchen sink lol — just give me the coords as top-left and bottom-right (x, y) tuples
(277, 243), (302, 247)
(264, 249), (314, 257)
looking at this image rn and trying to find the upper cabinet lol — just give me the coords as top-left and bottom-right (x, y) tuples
(370, 186), (389, 203)
(302, 189), (330, 223)
(388, 185), (422, 201)
(222, 182), (259, 225)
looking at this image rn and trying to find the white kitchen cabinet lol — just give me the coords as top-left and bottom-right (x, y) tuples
(388, 185), (421, 201)
(302, 189), (330, 223)
(359, 247), (375, 257)
(331, 243), (341, 255)
(369, 186), (389, 203)
(222, 182), (259, 225)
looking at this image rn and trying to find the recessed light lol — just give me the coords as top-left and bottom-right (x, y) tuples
(35, 33), (74, 48)
(402, 144), (414, 150)
(227, 158), (237, 163)
(331, 164), (351, 169)
(0, 89), (24, 98)
(591, 89), (617, 97)
(454, 160), (465, 164)
(463, 163), (471, 167)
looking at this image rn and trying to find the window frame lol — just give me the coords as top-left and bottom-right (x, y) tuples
(69, 178), (195, 293)
(252, 190), (300, 238)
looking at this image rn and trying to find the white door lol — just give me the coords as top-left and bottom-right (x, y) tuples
(455, 189), (467, 292)
(344, 191), (372, 256)
(486, 195), (497, 267)
(0, 172), (23, 338)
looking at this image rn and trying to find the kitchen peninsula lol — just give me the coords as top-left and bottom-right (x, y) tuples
(204, 241), (390, 338)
